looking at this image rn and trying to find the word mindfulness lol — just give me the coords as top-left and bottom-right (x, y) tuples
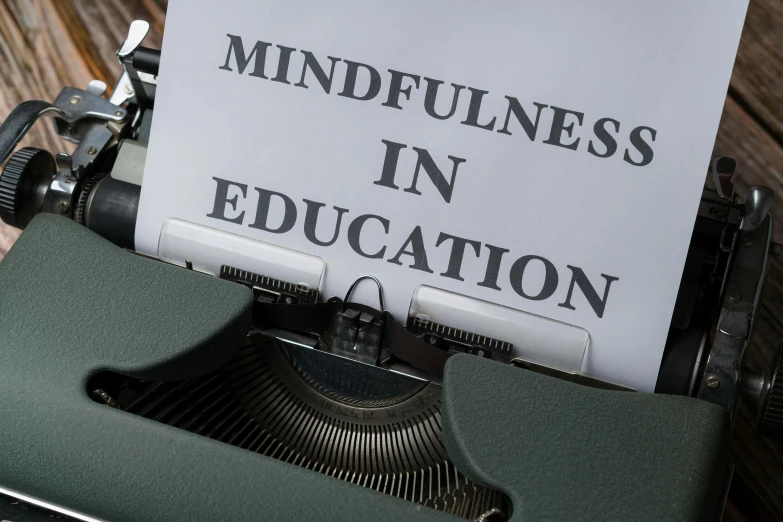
(212, 34), (625, 319)
(219, 34), (657, 166)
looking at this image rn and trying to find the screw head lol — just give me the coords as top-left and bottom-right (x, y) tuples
(728, 292), (740, 303)
(59, 201), (70, 214)
(115, 110), (124, 117)
(124, 84), (135, 95)
(706, 375), (721, 389)
(69, 96), (81, 105)
(85, 146), (98, 156)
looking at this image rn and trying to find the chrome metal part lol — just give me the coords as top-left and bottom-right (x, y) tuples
(53, 87), (127, 124)
(740, 185), (774, 232)
(117, 20), (156, 108)
(476, 508), (506, 522)
(71, 125), (114, 171)
(712, 156), (736, 201)
(697, 216), (771, 414)
(705, 374), (721, 389)
(53, 87), (128, 142)
(42, 153), (81, 218)
(0, 486), (103, 522)
(687, 331), (710, 397)
(117, 20), (150, 61)
(92, 388), (118, 408)
(87, 80), (108, 97)
(138, 71), (158, 88)
(110, 71), (136, 106)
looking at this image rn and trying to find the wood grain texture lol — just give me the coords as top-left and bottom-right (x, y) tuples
(730, 0), (783, 145)
(0, 1), (781, 520)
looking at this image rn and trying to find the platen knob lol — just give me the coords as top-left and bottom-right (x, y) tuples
(0, 147), (57, 229)
(758, 345), (783, 438)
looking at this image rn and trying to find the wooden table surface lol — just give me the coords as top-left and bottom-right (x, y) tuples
(1, 1), (782, 519)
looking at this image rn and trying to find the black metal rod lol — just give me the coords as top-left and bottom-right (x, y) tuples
(133, 47), (161, 76)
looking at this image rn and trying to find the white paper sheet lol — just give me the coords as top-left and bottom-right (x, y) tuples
(136, 0), (748, 391)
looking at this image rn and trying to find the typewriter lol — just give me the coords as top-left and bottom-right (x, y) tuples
(0, 21), (779, 522)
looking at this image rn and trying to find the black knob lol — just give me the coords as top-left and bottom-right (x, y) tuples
(758, 345), (783, 438)
(0, 147), (57, 229)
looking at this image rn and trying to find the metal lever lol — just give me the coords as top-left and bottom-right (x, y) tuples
(712, 156), (736, 201)
(41, 153), (81, 218)
(117, 20), (150, 62)
(116, 20), (155, 109)
(87, 80), (108, 97)
(741, 186), (774, 232)
(48, 87), (128, 144)
(0, 101), (62, 167)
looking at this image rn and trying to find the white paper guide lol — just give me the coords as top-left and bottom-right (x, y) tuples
(137, 0), (748, 391)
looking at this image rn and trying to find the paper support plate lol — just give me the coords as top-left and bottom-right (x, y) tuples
(408, 285), (589, 374)
(157, 219), (325, 291)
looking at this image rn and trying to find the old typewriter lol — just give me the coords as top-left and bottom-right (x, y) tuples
(0, 21), (780, 522)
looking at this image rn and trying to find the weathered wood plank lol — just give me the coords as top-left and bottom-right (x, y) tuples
(730, 0), (783, 144)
